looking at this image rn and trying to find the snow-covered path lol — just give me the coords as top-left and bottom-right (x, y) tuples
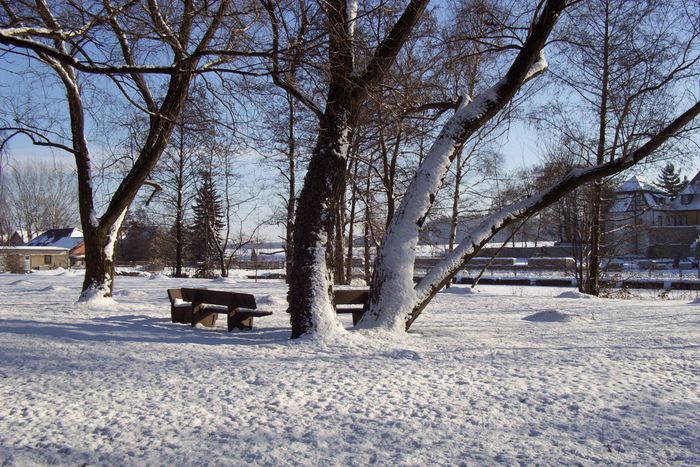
(0, 271), (698, 465)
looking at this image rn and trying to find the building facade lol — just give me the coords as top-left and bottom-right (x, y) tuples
(606, 172), (700, 259)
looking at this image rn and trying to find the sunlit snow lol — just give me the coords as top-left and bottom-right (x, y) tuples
(0, 271), (698, 465)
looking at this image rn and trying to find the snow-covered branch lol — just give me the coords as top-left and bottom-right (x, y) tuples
(523, 51), (548, 82)
(407, 99), (700, 328)
(361, 0), (568, 333)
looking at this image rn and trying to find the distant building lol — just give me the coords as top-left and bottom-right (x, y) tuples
(7, 231), (24, 246)
(26, 228), (85, 266)
(0, 228), (86, 272)
(606, 172), (700, 259)
(0, 246), (71, 272)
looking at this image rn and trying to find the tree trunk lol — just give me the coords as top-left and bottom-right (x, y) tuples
(346, 142), (360, 282)
(359, 0), (572, 331)
(285, 95), (296, 284)
(285, 0), (430, 337)
(402, 101), (700, 329)
(334, 182), (346, 284)
(586, 182), (603, 295)
(448, 150), (462, 251)
(363, 154), (374, 284)
(79, 209), (127, 300)
(174, 132), (185, 277)
(584, 1), (610, 297)
(287, 112), (351, 338)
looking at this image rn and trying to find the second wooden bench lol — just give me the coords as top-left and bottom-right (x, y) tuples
(334, 288), (369, 325)
(167, 288), (272, 331)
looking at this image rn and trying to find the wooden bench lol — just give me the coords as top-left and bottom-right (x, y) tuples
(334, 288), (369, 325)
(167, 288), (272, 331)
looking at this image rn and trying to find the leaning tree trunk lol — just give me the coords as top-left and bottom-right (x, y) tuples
(360, 0), (568, 332)
(368, 101), (700, 331)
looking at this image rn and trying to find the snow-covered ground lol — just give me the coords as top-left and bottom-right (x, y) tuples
(0, 270), (698, 465)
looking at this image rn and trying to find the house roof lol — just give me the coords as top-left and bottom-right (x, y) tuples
(27, 228), (83, 250)
(678, 170), (700, 196)
(664, 170), (700, 211)
(608, 192), (665, 213)
(615, 175), (663, 193)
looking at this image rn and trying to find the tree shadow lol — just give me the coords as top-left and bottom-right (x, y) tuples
(0, 315), (290, 346)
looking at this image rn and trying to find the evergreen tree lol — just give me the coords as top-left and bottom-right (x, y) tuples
(189, 173), (224, 278)
(656, 163), (686, 197)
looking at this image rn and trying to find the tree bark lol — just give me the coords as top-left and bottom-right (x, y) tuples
(287, 108), (352, 337)
(285, 96), (297, 284)
(584, 1), (610, 297)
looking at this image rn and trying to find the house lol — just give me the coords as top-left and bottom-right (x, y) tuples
(0, 246), (71, 272)
(26, 228), (85, 266)
(606, 172), (700, 259)
(0, 228), (85, 272)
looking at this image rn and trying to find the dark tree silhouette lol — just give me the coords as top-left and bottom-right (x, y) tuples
(656, 163), (687, 197)
(189, 173), (225, 278)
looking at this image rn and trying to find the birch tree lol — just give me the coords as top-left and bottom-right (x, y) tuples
(358, 0), (700, 332)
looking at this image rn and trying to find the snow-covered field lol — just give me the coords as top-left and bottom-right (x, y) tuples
(0, 270), (698, 466)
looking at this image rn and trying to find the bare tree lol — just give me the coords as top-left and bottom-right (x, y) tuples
(541, 0), (700, 295)
(359, 0), (700, 333)
(264, 0), (431, 337)
(0, 0), (267, 299)
(5, 160), (78, 239)
(148, 84), (221, 277)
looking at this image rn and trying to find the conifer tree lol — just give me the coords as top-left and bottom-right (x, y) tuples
(189, 173), (224, 278)
(656, 163), (686, 197)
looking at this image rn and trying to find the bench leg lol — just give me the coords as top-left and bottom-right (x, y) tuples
(192, 304), (217, 328)
(352, 310), (364, 326)
(227, 311), (254, 331)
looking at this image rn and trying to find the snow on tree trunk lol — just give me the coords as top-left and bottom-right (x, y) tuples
(79, 208), (127, 301)
(361, 94), (496, 332)
(286, 0), (429, 338)
(384, 100), (700, 331)
(287, 122), (350, 338)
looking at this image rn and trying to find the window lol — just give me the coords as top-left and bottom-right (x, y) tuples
(657, 215), (662, 226)
(44, 255), (52, 265)
(681, 194), (693, 205)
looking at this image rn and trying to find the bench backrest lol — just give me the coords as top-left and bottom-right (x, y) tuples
(334, 288), (369, 306)
(180, 288), (257, 309)
(167, 288), (183, 303)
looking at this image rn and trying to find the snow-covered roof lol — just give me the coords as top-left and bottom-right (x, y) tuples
(662, 171), (700, 211)
(27, 228), (83, 249)
(608, 192), (664, 213)
(678, 170), (700, 196)
(615, 175), (663, 193)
